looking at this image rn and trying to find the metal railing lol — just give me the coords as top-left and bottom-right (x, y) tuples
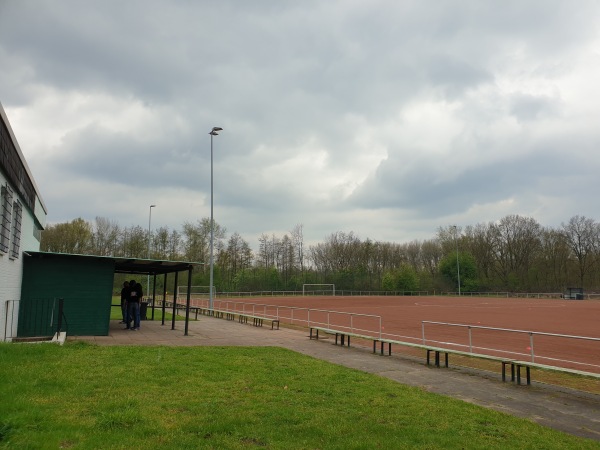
(2, 298), (65, 340)
(420, 320), (600, 374)
(3, 300), (19, 341)
(171, 298), (383, 340)
(150, 289), (600, 301)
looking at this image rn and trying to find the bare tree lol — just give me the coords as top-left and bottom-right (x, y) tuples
(562, 215), (600, 288)
(290, 224), (305, 273)
(463, 223), (496, 283)
(492, 215), (541, 289)
(221, 232), (253, 285)
(167, 229), (182, 260)
(181, 218), (225, 266)
(420, 239), (442, 277)
(153, 226), (170, 259)
(121, 225), (147, 258)
(537, 227), (570, 290)
(92, 216), (120, 256)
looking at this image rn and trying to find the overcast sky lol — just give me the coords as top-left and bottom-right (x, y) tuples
(1, 1), (600, 250)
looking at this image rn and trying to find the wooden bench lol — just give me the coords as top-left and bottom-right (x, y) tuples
(309, 326), (379, 349)
(375, 339), (517, 382)
(238, 314), (280, 330)
(307, 329), (600, 386)
(509, 360), (600, 385)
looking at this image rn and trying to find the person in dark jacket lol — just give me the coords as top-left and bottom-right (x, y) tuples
(127, 281), (143, 331)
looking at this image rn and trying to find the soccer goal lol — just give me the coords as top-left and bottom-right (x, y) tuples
(176, 285), (214, 299)
(302, 284), (336, 296)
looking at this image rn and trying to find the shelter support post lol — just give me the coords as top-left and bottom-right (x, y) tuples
(171, 271), (178, 330)
(184, 266), (193, 336)
(161, 273), (167, 326)
(151, 274), (157, 320)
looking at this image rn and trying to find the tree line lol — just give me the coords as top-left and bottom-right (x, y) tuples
(40, 214), (600, 294)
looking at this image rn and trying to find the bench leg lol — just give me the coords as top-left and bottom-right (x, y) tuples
(526, 366), (531, 385)
(444, 352), (448, 368)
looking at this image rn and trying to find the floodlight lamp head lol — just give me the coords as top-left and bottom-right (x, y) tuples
(212, 127), (223, 132)
(209, 131), (219, 136)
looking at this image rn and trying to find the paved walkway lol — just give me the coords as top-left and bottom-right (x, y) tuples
(73, 316), (600, 442)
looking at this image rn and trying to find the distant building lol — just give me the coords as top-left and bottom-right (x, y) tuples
(0, 102), (47, 341)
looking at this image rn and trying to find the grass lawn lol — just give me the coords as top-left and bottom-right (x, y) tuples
(1, 343), (598, 449)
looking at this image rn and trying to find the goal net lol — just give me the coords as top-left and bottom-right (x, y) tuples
(302, 284), (336, 296)
(177, 285), (214, 299)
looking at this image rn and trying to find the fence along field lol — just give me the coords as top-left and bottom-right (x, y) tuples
(172, 291), (600, 375)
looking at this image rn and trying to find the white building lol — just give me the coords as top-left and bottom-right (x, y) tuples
(0, 102), (47, 341)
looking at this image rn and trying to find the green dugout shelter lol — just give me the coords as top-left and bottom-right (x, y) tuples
(18, 251), (199, 337)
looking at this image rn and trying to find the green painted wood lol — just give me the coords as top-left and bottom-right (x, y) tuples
(19, 255), (115, 336)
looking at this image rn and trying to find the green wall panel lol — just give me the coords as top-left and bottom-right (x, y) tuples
(19, 255), (115, 336)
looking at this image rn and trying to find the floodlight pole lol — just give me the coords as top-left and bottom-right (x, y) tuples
(147, 204), (156, 298)
(209, 127), (223, 310)
(453, 225), (461, 296)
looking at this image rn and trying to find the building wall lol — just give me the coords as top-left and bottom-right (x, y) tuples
(0, 103), (46, 341)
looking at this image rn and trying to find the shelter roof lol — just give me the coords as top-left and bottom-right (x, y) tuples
(24, 251), (202, 275)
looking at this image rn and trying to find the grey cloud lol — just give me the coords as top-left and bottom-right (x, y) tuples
(349, 140), (598, 219)
(509, 94), (561, 122)
(2, 0), (600, 246)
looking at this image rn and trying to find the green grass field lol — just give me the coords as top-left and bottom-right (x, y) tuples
(1, 343), (598, 449)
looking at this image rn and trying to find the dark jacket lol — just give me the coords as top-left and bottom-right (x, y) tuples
(121, 285), (131, 306)
(129, 284), (143, 303)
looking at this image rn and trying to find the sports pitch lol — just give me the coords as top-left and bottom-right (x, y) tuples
(213, 295), (600, 374)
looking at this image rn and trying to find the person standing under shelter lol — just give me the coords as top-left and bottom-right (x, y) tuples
(120, 281), (130, 324)
(127, 280), (143, 331)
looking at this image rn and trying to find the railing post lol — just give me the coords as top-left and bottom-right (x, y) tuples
(421, 321), (426, 344)
(468, 325), (472, 352)
(529, 332), (535, 362)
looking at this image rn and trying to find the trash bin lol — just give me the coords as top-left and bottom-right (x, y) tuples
(140, 302), (148, 320)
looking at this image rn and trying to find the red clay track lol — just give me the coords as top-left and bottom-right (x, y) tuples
(215, 295), (600, 373)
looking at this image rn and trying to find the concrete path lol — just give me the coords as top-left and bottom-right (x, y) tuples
(73, 316), (600, 442)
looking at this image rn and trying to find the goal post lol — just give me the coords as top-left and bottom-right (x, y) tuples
(302, 284), (336, 296)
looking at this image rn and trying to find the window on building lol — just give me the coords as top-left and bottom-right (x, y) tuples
(0, 184), (13, 253)
(11, 200), (22, 258)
